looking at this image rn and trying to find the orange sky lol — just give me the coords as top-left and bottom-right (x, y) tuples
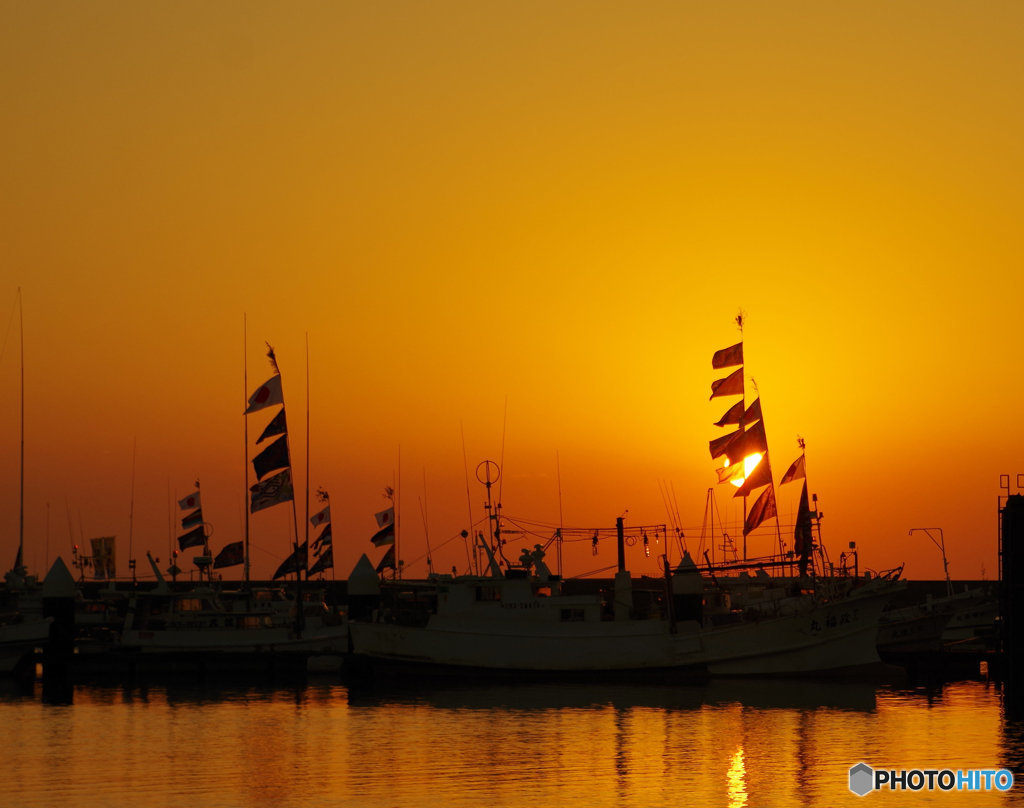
(2, 2), (1022, 583)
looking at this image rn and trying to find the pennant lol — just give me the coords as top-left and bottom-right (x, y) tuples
(178, 491), (202, 511)
(309, 546), (333, 576)
(252, 434), (290, 481)
(313, 523), (332, 552)
(250, 469), (294, 513)
(375, 545), (396, 573)
(794, 481), (813, 556)
(724, 420), (767, 465)
(272, 541), (308, 580)
(371, 523), (395, 547)
(713, 399), (744, 428)
(780, 454), (806, 485)
(712, 342), (743, 370)
(177, 525), (206, 551)
(245, 374), (284, 414)
(733, 454), (773, 497)
(709, 429), (742, 460)
(375, 506), (395, 528)
(743, 398), (762, 426)
(213, 541), (245, 569)
(716, 463), (744, 484)
(310, 505), (331, 528)
(257, 408), (287, 444)
(709, 367), (744, 400)
(743, 485), (777, 536)
(181, 508), (204, 530)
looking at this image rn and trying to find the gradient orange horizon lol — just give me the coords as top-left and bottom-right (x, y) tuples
(2, 2), (1022, 583)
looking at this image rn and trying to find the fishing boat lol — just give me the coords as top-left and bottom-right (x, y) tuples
(347, 527), (899, 677)
(106, 552), (347, 674)
(347, 324), (903, 678)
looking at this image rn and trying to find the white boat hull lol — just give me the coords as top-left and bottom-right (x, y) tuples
(349, 580), (894, 677)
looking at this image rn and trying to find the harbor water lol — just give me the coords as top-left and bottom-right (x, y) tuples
(2, 674), (1023, 807)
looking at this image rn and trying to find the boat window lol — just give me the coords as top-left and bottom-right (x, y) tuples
(560, 608), (585, 622)
(475, 586), (501, 602)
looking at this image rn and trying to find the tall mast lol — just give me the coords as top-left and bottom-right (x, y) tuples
(304, 333), (310, 566)
(243, 315), (250, 585)
(736, 312), (747, 561)
(18, 288), (24, 572)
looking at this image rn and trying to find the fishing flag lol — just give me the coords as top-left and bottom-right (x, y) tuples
(709, 367), (744, 400)
(709, 428), (742, 460)
(213, 541), (244, 569)
(715, 463), (744, 485)
(178, 525), (206, 551)
(714, 397), (761, 429)
(371, 523), (395, 547)
(712, 342), (743, 370)
(733, 454), (773, 498)
(245, 374), (284, 414)
(375, 506), (395, 528)
(309, 546), (333, 576)
(313, 523), (332, 552)
(181, 508), (204, 530)
(256, 408), (287, 444)
(743, 398), (762, 426)
(252, 434), (290, 480)
(272, 541), (308, 580)
(780, 454), (806, 485)
(249, 468), (294, 513)
(376, 545), (396, 573)
(178, 491), (202, 511)
(310, 504), (331, 529)
(743, 485), (777, 536)
(714, 399), (745, 428)
(724, 420), (767, 465)
(794, 481), (814, 557)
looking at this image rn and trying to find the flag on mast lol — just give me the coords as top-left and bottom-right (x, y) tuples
(781, 454), (806, 485)
(252, 434), (290, 480)
(256, 408), (287, 444)
(213, 541), (244, 569)
(712, 342), (743, 369)
(249, 468), (294, 513)
(178, 491), (201, 511)
(376, 545), (396, 573)
(743, 485), (777, 536)
(309, 546), (333, 576)
(272, 541), (308, 580)
(245, 374), (284, 414)
(709, 367), (744, 400)
(374, 506), (395, 528)
(732, 454), (773, 498)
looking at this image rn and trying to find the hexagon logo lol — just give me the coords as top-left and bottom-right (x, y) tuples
(849, 763), (874, 797)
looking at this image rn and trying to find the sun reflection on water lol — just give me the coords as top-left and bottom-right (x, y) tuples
(727, 746), (748, 808)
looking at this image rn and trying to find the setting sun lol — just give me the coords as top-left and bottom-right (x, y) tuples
(726, 453), (764, 490)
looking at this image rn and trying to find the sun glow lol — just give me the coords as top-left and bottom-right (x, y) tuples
(726, 453), (764, 488)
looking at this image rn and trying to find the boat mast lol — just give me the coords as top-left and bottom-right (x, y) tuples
(304, 333), (310, 571)
(736, 313), (747, 561)
(243, 315), (250, 586)
(17, 288), (24, 573)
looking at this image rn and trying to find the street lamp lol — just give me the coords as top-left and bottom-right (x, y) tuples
(908, 527), (953, 596)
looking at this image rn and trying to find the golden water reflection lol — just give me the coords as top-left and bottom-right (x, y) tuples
(727, 746), (748, 808)
(0, 677), (1017, 808)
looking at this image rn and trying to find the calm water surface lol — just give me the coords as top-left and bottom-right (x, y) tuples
(2, 674), (1022, 807)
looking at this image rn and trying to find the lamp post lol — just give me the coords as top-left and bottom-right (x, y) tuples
(909, 527), (953, 597)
